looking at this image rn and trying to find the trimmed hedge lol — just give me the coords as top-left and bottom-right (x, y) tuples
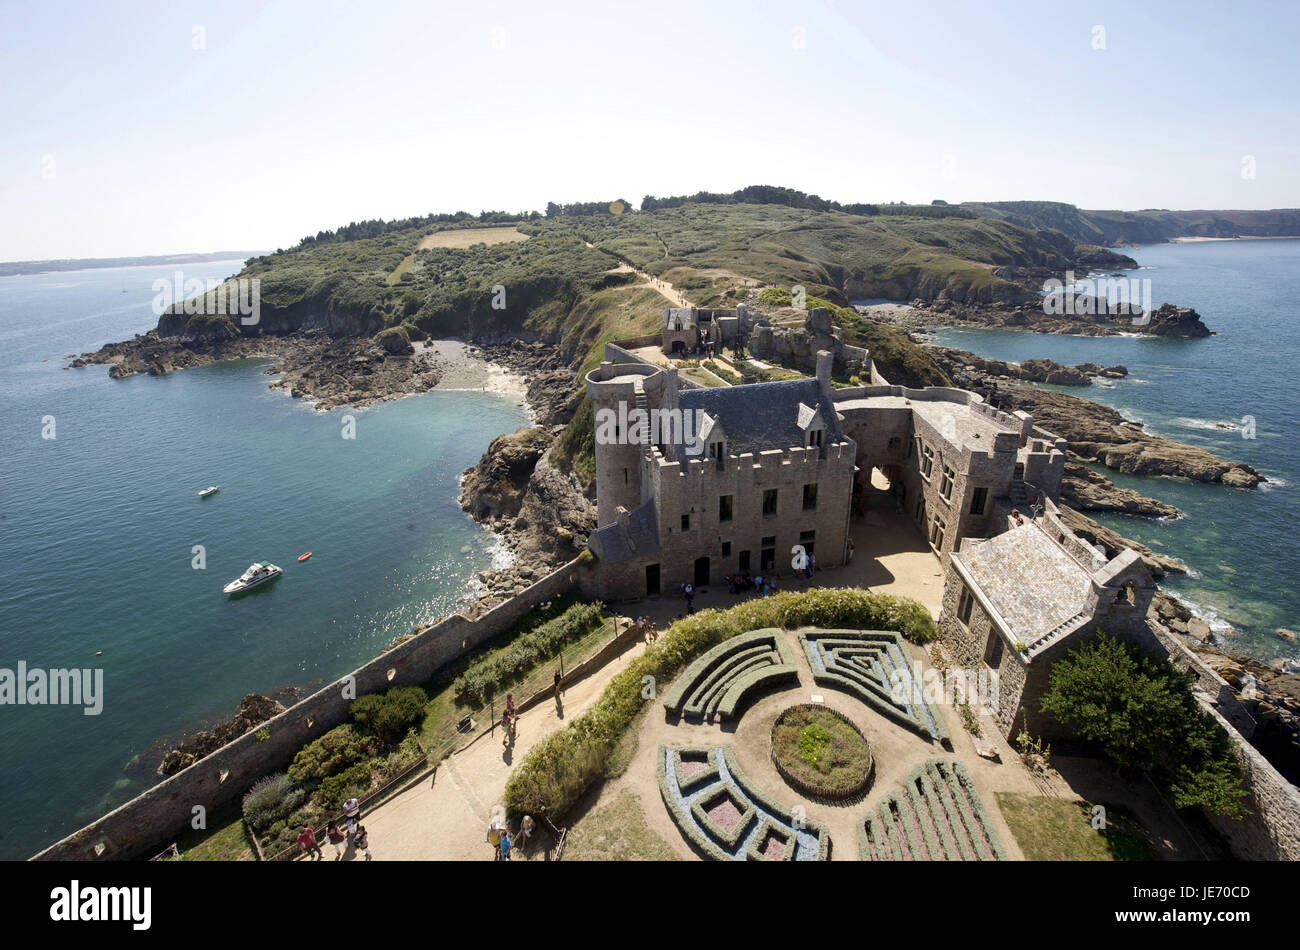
(800, 630), (950, 744)
(454, 601), (604, 705)
(657, 744), (831, 861)
(505, 589), (936, 820)
(856, 758), (1006, 861)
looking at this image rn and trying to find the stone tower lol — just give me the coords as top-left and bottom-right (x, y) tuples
(583, 361), (667, 527)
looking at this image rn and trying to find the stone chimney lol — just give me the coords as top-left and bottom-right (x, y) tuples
(816, 350), (833, 394)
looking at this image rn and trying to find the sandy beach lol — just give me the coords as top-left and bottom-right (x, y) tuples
(418, 339), (533, 416)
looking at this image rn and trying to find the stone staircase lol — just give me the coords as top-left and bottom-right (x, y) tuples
(1027, 610), (1091, 659)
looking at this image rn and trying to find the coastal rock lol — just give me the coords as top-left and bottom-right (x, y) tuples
(459, 426), (553, 521)
(1142, 303), (1212, 338)
(1060, 459), (1182, 518)
(70, 331), (445, 411)
(1057, 505), (1185, 577)
(155, 693), (285, 776)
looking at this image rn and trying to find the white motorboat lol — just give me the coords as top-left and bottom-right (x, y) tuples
(198, 486), (220, 498)
(223, 561), (282, 595)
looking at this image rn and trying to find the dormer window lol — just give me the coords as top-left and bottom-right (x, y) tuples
(708, 440), (725, 461)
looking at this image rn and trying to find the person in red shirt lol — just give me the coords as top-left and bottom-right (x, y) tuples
(296, 825), (322, 861)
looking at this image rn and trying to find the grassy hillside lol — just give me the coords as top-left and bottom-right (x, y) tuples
(528, 202), (1097, 306)
(964, 201), (1300, 246)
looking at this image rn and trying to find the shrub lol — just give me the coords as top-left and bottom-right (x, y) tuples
(1040, 632), (1248, 818)
(287, 724), (375, 782)
(504, 589), (935, 819)
(453, 601), (604, 705)
(315, 762), (373, 810)
(242, 772), (296, 831)
(350, 686), (429, 746)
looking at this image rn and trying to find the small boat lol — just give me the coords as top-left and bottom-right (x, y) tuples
(198, 486), (220, 498)
(298, 552), (312, 562)
(223, 561), (283, 595)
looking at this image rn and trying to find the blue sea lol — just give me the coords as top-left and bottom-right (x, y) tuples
(924, 239), (1300, 667)
(0, 261), (528, 859)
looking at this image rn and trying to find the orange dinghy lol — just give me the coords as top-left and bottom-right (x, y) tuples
(297, 552), (312, 562)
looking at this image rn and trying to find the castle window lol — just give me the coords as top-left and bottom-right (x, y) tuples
(929, 514), (946, 551)
(681, 514), (690, 532)
(970, 486), (988, 516)
(624, 468), (628, 485)
(799, 529), (816, 557)
(760, 536), (776, 572)
(939, 464), (955, 502)
(708, 440), (725, 461)
(1117, 580), (1137, 606)
(957, 585), (975, 626)
(920, 443), (934, 480)
(983, 631), (1004, 669)
(721, 540), (731, 557)
(807, 428), (823, 449)
(719, 494), (733, 523)
(762, 489), (778, 517)
(802, 483), (818, 511)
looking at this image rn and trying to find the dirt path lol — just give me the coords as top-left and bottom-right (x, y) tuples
(584, 240), (687, 307)
(347, 634), (648, 861)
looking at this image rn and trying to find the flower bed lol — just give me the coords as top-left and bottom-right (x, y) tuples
(770, 704), (874, 800)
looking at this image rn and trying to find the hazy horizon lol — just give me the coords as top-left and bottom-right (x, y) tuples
(3, 0), (1297, 259)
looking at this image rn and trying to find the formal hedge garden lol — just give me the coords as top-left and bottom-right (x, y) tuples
(770, 704), (874, 800)
(660, 628), (797, 722)
(658, 744), (831, 861)
(504, 589), (937, 820)
(799, 629), (950, 744)
(857, 759), (1006, 861)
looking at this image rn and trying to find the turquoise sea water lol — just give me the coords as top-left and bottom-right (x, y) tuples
(0, 261), (527, 859)
(925, 239), (1300, 666)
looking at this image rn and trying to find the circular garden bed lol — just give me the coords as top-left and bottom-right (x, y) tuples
(770, 704), (874, 800)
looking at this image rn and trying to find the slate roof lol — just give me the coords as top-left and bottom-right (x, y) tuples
(588, 498), (661, 564)
(956, 522), (1093, 645)
(675, 379), (844, 457)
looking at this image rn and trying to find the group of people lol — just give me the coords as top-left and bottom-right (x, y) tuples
(723, 572), (779, 597)
(296, 796), (371, 862)
(487, 813), (536, 861)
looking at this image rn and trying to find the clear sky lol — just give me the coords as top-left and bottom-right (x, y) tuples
(2, 0), (1297, 259)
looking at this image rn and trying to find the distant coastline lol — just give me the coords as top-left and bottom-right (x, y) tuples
(1170, 235), (1300, 243)
(0, 250), (268, 277)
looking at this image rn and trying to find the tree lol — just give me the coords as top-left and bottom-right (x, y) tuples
(1040, 632), (1249, 818)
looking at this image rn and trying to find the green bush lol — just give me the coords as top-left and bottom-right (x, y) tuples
(350, 686), (429, 746)
(453, 601), (604, 705)
(241, 772), (298, 832)
(1040, 632), (1249, 818)
(505, 589), (936, 819)
(314, 762), (373, 810)
(287, 724), (375, 782)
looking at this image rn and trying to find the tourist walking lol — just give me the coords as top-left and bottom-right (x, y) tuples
(296, 825), (323, 860)
(847, 538), (855, 563)
(343, 797), (361, 836)
(499, 830), (512, 861)
(354, 824), (372, 861)
(683, 582), (694, 611)
(325, 820), (346, 859)
(487, 822), (503, 860)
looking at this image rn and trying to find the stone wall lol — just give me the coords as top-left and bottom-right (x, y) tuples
(33, 560), (581, 862)
(1199, 700), (1300, 860)
(645, 440), (856, 592)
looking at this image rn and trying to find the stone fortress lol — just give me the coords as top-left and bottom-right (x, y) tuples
(584, 303), (1159, 742)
